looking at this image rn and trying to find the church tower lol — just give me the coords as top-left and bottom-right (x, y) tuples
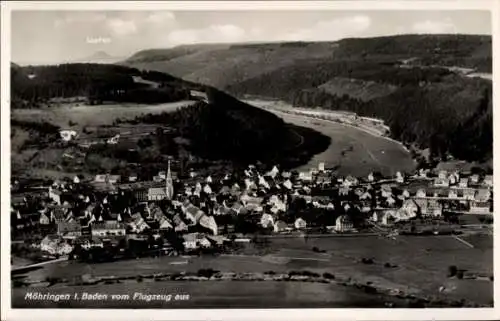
(165, 159), (174, 200)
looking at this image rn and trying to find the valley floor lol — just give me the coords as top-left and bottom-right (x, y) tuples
(12, 234), (492, 308)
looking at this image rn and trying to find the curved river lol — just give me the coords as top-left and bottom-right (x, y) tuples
(245, 99), (415, 177)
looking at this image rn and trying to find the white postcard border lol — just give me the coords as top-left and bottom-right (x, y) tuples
(1, 1), (499, 320)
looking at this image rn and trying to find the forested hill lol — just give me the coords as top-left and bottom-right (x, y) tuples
(122, 34), (492, 88)
(128, 87), (330, 167)
(10, 63), (206, 108)
(225, 58), (492, 163)
(10, 63), (330, 168)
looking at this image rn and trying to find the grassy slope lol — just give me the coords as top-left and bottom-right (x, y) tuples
(123, 42), (339, 87)
(317, 77), (398, 102)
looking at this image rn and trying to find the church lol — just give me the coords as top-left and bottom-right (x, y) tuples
(144, 160), (175, 201)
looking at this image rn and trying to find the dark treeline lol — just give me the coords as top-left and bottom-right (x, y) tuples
(335, 34), (492, 72)
(11, 63), (200, 107)
(11, 119), (61, 148)
(227, 60), (492, 163)
(11, 119), (60, 134)
(12, 64), (136, 101)
(226, 60), (454, 98)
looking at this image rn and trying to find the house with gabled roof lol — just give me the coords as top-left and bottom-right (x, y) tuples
(260, 213), (275, 229)
(338, 186), (350, 196)
(470, 174), (480, 184)
(395, 171), (405, 183)
(199, 215), (218, 235)
(335, 215), (354, 233)
(438, 170), (448, 179)
(427, 200), (442, 217)
(273, 220), (288, 233)
(385, 196), (397, 208)
(416, 189), (426, 198)
(400, 199), (419, 218)
(129, 214), (150, 233)
(458, 178), (469, 188)
(463, 189), (476, 201)
(353, 187), (364, 197)
(219, 186), (231, 195)
(173, 214), (188, 232)
(469, 201), (491, 214)
(359, 191), (372, 201)
(475, 189), (491, 202)
(48, 186), (62, 205)
(294, 217), (307, 230)
(91, 221), (126, 237)
(343, 175), (359, 187)
(418, 168), (429, 178)
(40, 235), (73, 255)
(483, 175), (493, 188)
(298, 171), (313, 182)
(39, 211), (51, 225)
(412, 199), (428, 216)
(434, 177), (449, 187)
(203, 184), (213, 195)
(182, 233), (199, 250)
(411, 198), (442, 217)
(316, 172), (331, 186)
(158, 216), (173, 230)
(76, 236), (104, 250)
(148, 187), (168, 201)
(94, 174), (107, 183)
(212, 204), (230, 216)
(50, 206), (67, 223)
(448, 189), (459, 199)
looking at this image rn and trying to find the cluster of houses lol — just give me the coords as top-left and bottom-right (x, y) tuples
(11, 161), (493, 257)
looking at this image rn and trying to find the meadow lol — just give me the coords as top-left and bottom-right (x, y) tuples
(13, 234), (492, 307)
(11, 101), (195, 130)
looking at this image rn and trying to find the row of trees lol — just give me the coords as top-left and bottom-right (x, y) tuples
(335, 34), (491, 72)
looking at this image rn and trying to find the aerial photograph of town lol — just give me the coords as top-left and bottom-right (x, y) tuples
(6, 5), (494, 311)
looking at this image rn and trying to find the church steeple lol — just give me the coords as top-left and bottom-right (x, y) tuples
(165, 159), (174, 200)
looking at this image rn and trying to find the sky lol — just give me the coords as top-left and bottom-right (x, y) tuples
(11, 10), (492, 65)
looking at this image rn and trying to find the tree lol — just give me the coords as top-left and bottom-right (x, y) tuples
(448, 265), (458, 277)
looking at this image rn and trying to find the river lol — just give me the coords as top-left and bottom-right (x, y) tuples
(244, 99), (415, 176)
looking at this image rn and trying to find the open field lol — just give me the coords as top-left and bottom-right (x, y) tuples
(12, 234), (492, 307)
(246, 100), (415, 176)
(11, 101), (196, 130)
(11, 101), (196, 178)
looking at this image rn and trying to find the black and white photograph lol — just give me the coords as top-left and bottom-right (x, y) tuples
(1, 1), (498, 319)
